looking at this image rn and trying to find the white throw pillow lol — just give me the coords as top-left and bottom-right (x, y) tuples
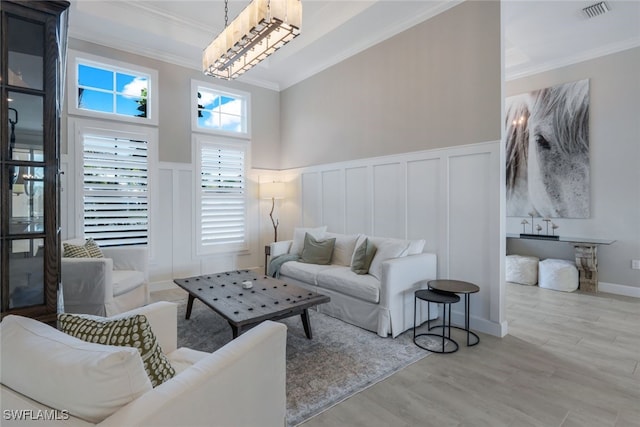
(0, 315), (152, 423)
(290, 226), (327, 256)
(326, 232), (360, 266)
(368, 239), (411, 280)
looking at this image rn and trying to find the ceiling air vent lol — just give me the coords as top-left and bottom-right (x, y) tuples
(582, 2), (610, 18)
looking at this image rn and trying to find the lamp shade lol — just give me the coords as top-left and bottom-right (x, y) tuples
(261, 181), (285, 200)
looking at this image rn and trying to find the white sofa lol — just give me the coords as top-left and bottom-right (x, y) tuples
(61, 239), (150, 316)
(270, 229), (438, 338)
(1, 302), (287, 427)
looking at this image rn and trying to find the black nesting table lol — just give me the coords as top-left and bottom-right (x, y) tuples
(427, 279), (480, 346)
(414, 289), (460, 354)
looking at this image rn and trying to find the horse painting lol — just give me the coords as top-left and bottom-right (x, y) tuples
(505, 79), (590, 218)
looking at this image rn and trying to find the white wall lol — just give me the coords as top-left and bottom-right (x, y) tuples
(278, 141), (506, 337)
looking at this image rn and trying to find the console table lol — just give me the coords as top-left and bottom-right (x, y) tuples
(507, 234), (615, 293)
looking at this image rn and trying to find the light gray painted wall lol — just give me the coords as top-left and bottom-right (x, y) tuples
(506, 47), (640, 289)
(65, 39), (281, 169)
(279, 1), (501, 169)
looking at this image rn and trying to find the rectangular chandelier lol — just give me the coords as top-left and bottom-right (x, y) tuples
(203, 0), (302, 80)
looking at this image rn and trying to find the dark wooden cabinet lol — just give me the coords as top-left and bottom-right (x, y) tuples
(1, 0), (69, 322)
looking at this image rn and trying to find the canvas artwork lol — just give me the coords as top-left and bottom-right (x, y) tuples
(505, 79), (590, 218)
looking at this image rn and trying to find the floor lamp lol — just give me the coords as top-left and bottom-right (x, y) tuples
(260, 181), (285, 242)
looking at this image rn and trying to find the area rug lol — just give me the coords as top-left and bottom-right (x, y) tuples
(176, 299), (434, 426)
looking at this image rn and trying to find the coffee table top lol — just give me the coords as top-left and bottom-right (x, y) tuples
(428, 279), (479, 294)
(173, 270), (330, 328)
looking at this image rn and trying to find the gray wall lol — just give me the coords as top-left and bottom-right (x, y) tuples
(506, 47), (640, 289)
(279, 1), (501, 169)
(65, 39), (281, 169)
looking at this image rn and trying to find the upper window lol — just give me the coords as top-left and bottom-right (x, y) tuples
(192, 80), (250, 137)
(68, 51), (159, 125)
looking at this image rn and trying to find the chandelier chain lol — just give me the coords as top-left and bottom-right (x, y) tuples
(224, 0), (229, 28)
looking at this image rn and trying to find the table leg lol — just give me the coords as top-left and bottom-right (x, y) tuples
(185, 294), (195, 319)
(574, 244), (598, 293)
(301, 309), (313, 339)
(230, 322), (240, 339)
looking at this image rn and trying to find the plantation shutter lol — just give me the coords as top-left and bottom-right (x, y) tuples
(83, 135), (148, 246)
(200, 144), (246, 247)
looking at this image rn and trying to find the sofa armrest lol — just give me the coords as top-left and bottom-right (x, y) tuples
(380, 253), (437, 337)
(98, 321), (287, 427)
(101, 246), (149, 281)
(380, 253), (437, 302)
(61, 258), (114, 305)
(108, 302), (178, 354)
(270, 240), (292, 258)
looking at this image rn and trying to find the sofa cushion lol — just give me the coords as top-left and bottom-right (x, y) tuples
(368, 239), (410, 280)
(317, 267), (380, 303)
(300, 233), (336, 265)
(166, 347), (209, 374)
(58, 313), (176, 388)
(0, 314), (151, 423)
(280, 261), (338, 285)
(351, 238), (377, 275)
(63, 238), (104, 258)
(112, 269), (146, 296)
(290, 226), (327, 256)
(326, 232), (360, 266)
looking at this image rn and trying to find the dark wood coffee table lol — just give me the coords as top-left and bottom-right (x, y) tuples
(174, 270), (330, 339)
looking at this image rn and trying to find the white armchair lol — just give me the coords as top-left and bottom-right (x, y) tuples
(61, 239), (150, 316)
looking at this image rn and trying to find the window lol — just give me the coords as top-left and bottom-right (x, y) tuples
(195, 136), (249, 254)
(82, 134), (149, 247)
(68, 51), (158, 125)
(192, 80), (249, 136)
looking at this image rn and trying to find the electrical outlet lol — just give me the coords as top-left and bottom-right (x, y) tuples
(632, 260), (640, 270)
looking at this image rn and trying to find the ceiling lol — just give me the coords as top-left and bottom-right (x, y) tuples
(67, 0), (640, 91)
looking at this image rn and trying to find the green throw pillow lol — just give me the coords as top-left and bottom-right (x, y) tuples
(63, 238), (104, 258)
(300, 233), (336, 265)
(351, 238), (377, 275)
(58, 313), (175, 388)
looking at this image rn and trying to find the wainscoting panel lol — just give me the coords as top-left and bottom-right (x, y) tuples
(301, 172), (321, 227)
(406, 158), (440, 254)
(285, 141), (505, 336)
(448, 152), (493, 320)
(373, 162), (405, 239)
(322, 169), (345, 233)
(345, 166), (370, 235)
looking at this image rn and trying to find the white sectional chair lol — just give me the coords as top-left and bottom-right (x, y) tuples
(61, 239), (150, 316)
(0, 302), (287, 427)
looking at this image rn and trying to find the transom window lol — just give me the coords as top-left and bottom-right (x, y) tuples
(192, 80), (249, 136)
(67, 51), (158, 125)
(78, 64), (148, 118)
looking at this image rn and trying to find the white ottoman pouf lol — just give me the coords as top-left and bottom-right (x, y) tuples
(506, 255), (539, 286)
(538, 259), (579, 292)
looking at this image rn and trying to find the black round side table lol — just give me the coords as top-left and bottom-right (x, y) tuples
(428, 279), (480, 346)
(413, 289), (460, 354)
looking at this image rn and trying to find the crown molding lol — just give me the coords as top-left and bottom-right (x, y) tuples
(506, 37), (640, 81)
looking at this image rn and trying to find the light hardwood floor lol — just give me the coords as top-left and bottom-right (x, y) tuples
(298, 283), (640, 427)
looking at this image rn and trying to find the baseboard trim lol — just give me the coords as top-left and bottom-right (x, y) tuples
(450, 312), (508, 338)
(598, 282), (640, 298)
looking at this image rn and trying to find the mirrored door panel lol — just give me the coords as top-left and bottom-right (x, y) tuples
(7, 15), (45, 91)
